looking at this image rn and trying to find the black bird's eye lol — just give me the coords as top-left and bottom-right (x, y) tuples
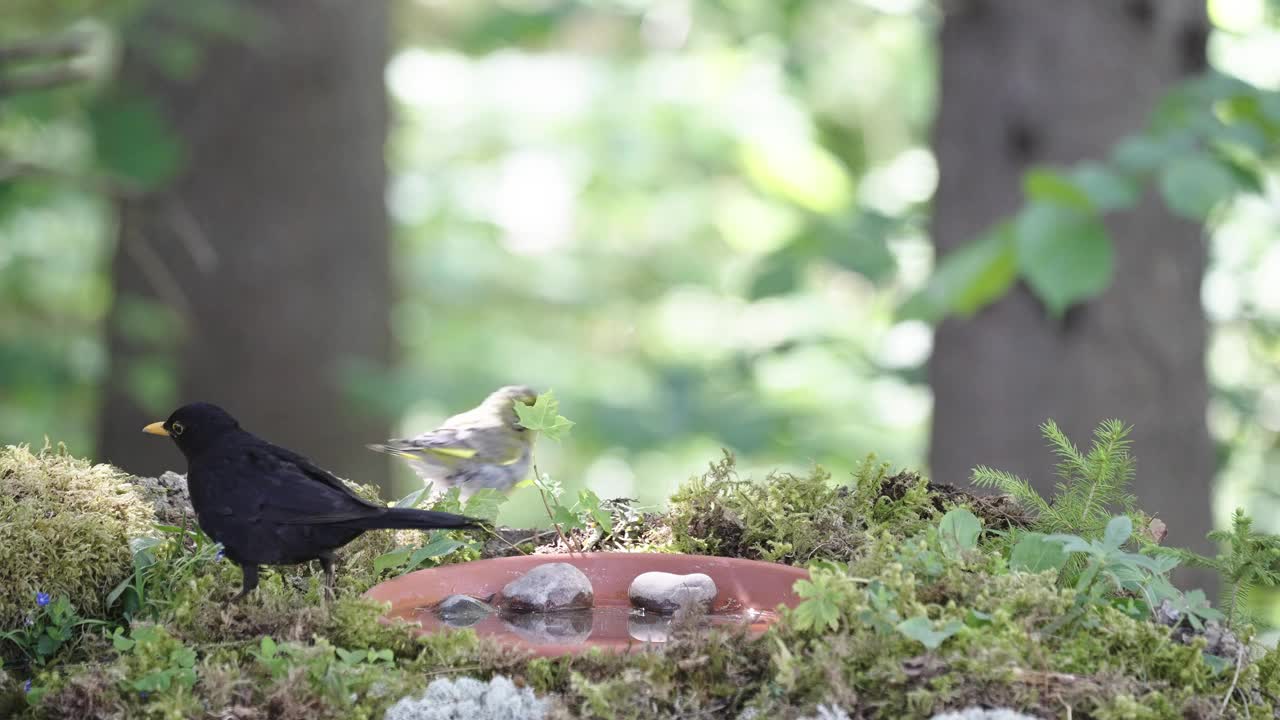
(171, 421), (185, 436)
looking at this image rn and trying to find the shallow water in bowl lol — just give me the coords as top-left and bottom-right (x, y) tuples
(388, 603), (781, 652)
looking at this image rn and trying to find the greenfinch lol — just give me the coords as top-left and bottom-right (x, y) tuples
(368, 385), (538, 498)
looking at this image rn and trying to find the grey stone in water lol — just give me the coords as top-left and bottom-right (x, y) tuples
(497, 562), (593, 613)
(434, 595), (496, 627)
(628, 571), (717, 614)
(501, 608), (592, 645)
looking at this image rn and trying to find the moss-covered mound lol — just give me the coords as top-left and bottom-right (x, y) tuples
(0, 445), (153, 631)
(5, 437), (1280, 719)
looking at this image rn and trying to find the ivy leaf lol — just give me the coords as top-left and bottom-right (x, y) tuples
(1009, 533), (1070, 573)
(1015, 203), (1114, 316)
(895, 617), (964, 651)
(462, 488), (507, 522)
(514, 390), (575, 441)
(1158, 153), (1239, 220)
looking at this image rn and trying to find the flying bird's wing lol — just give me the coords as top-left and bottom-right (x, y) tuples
(369, 426), (525, 467)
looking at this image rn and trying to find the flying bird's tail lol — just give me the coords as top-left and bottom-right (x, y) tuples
(355, 507), (483, 532)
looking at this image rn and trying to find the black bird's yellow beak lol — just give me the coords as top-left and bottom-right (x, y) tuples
(142, 422), (169, 437)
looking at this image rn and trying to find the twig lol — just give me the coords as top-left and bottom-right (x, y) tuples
(533, 464), (573, 556)
(481, 525), (528, 556)
(1220, 643), (1246, 717)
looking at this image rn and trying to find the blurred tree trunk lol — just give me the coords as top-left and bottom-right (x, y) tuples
(97, 0), (392, 491)
(929, 2), (1215, 572)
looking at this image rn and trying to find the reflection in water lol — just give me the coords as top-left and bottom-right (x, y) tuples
(501, 609), (594, 644)
(628, 612), (672, 643)
(410, 601), (778, 651)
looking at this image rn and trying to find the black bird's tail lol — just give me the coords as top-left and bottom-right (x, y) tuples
(353, 507), (483, 531)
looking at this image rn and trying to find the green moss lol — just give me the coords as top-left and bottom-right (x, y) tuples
(11, 446), (1280, 719)
(666, 453), (936, 565)
(0, 445), (153, 632)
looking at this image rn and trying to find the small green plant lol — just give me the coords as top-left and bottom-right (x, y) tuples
(791, 561), (857, 633)
(972, 419), (1137, 539)
(109, 624), (198, 694)
(106, 523), (224, 620)
(1043, 516), (1223, 630)
(937, 508), (982, 560)
(373, 487), (504, 576)
(1161, 509), (1280, 627)
(511, 390), (614, 550)
(0, 592), (106, 666)
(894, 616), (964, 651)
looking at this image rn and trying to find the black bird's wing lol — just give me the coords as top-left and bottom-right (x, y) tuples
(243, 442), (390, 525)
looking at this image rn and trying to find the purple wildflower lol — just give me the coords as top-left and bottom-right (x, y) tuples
(215, 549), (224, 561)
(35, 592), (51, 608)
(23, 679), (31, 693)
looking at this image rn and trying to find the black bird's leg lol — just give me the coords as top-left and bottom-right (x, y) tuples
(228, 563), (260, 604)
(319, 551), (338, 600)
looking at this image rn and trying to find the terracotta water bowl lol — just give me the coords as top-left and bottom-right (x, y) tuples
(364, 552), (809, 657)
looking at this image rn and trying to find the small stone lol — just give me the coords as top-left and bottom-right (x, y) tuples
(628, 571), (717, 614)
(434, 594), (496, 627)
(497, 562), (594, 613)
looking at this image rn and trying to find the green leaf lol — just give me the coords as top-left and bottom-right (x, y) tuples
(1111, 136), (1168, 174)
(895, 617), (963, 650)
(1102, 516), (1133, 551)
(589, 506), (615, 534)
(552, 504), (582, 530)
(900, 223), (1017, 322)
(514, 390), (575, 441)
(793, 579), (841, 632)
(748, 248), (804, 299)
(89, 95), (183, 190)
(1158, 154), (1239, 221)
(938, 508), (982, 559)
(1009, 533), (1070, 573)
(373, 547), (412, 574)
(1071, 163), (1140, 211)
(462, 488), (507, 522)
(407, 533), (465, 569)
(1015, 203), (1114, 316)
(395, 487), (430, 509)
(260, 636), (277, 659)
(1024, 168), (1092, 211)
(111, 629), (135, 652)
(429, 488), (464, 515)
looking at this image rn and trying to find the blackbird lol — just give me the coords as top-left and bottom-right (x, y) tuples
(143, 402), (482, 601)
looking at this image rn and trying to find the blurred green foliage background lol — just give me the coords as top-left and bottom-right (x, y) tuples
(1, 0), (1279, 532)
